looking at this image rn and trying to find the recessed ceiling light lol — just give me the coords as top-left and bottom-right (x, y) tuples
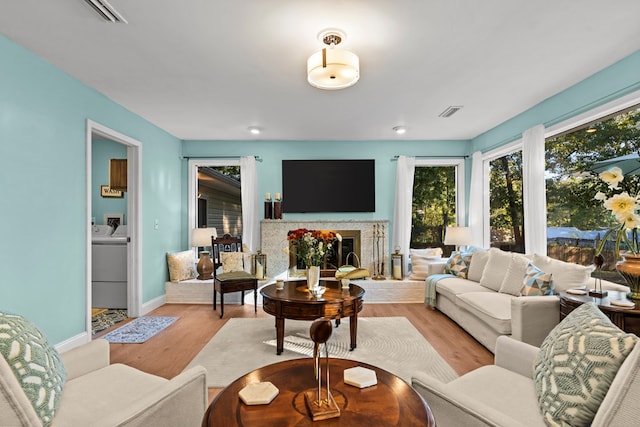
(393, 126), (407, 135)
(586, 126), (597, 133)
(248, 126), (261, 135)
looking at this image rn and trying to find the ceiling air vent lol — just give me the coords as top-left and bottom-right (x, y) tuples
(83, 0), (127, 23)
(438, 106), (463, 118)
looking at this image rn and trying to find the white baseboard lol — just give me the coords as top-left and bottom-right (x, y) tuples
(141, 294), (166, 315)
(55, 331), (90, 353)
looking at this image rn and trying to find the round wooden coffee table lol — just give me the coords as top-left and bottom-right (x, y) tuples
(559, 290), (640, 334)
(201, 358), (435, 426)
(260, 280), (365, 355)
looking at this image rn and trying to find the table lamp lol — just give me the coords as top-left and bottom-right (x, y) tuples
(192, 227), (217, 280)
(444, 226), (472, 252)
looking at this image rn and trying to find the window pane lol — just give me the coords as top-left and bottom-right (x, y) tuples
(411, 166), (456, 252)
(197, 166), (242, 237)
(545, 105), (640, 278)
(489, 151), (524, 253)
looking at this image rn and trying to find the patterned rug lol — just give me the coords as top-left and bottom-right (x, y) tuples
(92, 309), (128, 335)
(102, 316), (178, 343)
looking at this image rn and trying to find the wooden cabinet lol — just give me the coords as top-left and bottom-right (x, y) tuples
(110, 159), (127, 191)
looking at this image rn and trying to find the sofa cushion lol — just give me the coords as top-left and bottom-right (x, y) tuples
(531, 254), (594, 292)
(479, 248), (512, 291)
(534, 303), (637, 427)
(0, 312), (67, 426)
(521, 263), (554, 296)
(166, 250), (196, 282)
(499, 253), (531, 296)
(446, 365), (546, 426)
(436, 277), (493, 304)
(54, 363), (167, 425)
(444, 251), (474, 279)
(456, 292), (513, 335)
(467, 249), (490, 282)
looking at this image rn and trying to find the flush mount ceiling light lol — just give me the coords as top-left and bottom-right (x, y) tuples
(393, 126), (407, 135)
(307, 29), (360, 90)
(82, 0), (127, 23)
(248, 126), (261, 135)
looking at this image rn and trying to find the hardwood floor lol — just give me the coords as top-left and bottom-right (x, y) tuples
(97, 302), (494, 402)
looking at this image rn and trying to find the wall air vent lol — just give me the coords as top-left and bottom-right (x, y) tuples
(83, 0), (127, 23)
(438, 106), (463, 118)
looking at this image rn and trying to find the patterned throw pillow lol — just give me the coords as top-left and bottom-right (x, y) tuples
(0, 312), (67, 426)
(166, 250), (196, 282)
(534, 303), (637, 426)
(221, 252), (245, 273)
(444, 251), (473, 279)
(520, 263), (554, 296)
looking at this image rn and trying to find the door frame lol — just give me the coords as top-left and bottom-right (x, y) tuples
(85, 119), (142, 337)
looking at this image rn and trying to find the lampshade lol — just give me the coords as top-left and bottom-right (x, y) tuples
(444, 227), (472, 247)
(192, 227), (217, 247)
(307, 29), (359, 90)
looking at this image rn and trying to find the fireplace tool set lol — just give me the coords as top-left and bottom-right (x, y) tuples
(372, 223), (385, 280)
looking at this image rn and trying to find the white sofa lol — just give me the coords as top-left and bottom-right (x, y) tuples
(1, 315), (208, 427)
(426, 248), (629, 352)
(412, 303), (640, 426)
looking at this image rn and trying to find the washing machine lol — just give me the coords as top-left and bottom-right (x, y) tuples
(92, 225), (128, 309)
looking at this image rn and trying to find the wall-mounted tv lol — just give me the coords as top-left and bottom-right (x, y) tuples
(282, 159), (375, 213)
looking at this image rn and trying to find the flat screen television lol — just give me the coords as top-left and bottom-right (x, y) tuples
(282, 160), (375, 213)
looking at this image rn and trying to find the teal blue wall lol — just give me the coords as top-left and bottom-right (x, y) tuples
(472, 50), (640, 152)
(0, 35), (183, 344)
(181, 139), (472, 248)
(92, 139), (127, 225)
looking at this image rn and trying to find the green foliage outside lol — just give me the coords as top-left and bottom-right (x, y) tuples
(490, 151), (524, 252)
(411, 166), (456, 248)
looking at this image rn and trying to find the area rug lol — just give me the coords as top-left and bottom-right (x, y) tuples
(102, 316), (178, 343)
(92, 309), (128, 335)
(186, 316), (458, 387)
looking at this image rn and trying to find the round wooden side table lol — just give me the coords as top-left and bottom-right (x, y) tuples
(559, 290), (640, 334)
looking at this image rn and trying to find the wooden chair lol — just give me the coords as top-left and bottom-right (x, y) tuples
(211, 234), (257, 318)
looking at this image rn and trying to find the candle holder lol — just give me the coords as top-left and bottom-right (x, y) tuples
(253, 251), (267, 280)
(391, 247), (404, 280)
(264, 193), (273, 219)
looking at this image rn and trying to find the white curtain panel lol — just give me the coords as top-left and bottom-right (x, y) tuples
(522, 124), (547, 255)
(392, 155), (416, 273)
(240, 156), (259, 253)
(468, 151), (484, 247)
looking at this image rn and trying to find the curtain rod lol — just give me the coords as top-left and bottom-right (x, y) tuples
(392, 155), (469, 160)
(181, 155), (262, 162)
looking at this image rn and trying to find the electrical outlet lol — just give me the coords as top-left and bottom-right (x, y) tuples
(154, 219), (159, 230)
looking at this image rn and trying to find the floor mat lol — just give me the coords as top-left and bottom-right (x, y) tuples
(101, 316), (178, 343)
(92, 309), (128, 335)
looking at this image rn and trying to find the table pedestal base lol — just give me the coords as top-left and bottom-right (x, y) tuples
(304, 389), (340, 421)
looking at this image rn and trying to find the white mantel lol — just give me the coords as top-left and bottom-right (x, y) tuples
(260, 219), (389, 276)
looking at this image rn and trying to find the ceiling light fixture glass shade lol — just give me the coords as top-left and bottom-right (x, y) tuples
(307, 29), (359, 90)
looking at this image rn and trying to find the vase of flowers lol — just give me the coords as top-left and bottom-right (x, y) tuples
(594, 166), (640, 299)
(287, 228), (340, 289)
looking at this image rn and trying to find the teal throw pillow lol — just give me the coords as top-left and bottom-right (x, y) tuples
(520, 263), (554, 296)
(444, 251), (473, 279)
(0, 312), (67, 426)
(533, 303), (637, 426)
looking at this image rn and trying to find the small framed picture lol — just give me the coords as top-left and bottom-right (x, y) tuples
(101, 185), (123, 198)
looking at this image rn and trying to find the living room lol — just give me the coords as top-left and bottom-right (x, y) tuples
(2, 1), (640, 425)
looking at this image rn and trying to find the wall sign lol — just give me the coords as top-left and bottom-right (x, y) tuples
(101, 185), (124, 198)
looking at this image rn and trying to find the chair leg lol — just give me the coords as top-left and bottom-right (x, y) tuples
(241, 291), (245, 305)
(213, 289), (217, 310)
(219, 292), (224, 318)
(253, 287), (258, 313)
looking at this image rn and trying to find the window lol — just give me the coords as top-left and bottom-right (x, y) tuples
(488, 150), (524, 253)
(410, 159), (465, 254)
(545, 104), (640, 274)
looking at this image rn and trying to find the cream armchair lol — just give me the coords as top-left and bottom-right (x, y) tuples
(412, 335), (640, 427)
(1, 338), (207, 427)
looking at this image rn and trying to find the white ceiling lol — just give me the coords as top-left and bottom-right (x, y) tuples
(1, 1), (639, 141)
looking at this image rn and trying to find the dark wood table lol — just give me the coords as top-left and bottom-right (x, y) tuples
(201, 358), (435, 426)
(559, 290), (640, 335)
(261, 280), (365, 355)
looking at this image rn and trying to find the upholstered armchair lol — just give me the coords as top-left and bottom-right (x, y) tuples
(412, 303), (640, 426)
(1, 313), (207, 427)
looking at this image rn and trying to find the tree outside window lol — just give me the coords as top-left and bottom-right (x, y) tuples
(489, 151), (524, 253)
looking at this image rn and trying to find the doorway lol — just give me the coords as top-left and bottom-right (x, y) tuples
(85, 120), (142, 339)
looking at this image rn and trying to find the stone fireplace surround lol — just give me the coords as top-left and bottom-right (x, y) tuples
(260, 219), (389, 277)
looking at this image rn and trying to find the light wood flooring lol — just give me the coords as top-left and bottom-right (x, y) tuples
(96, 303), (494, 402)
